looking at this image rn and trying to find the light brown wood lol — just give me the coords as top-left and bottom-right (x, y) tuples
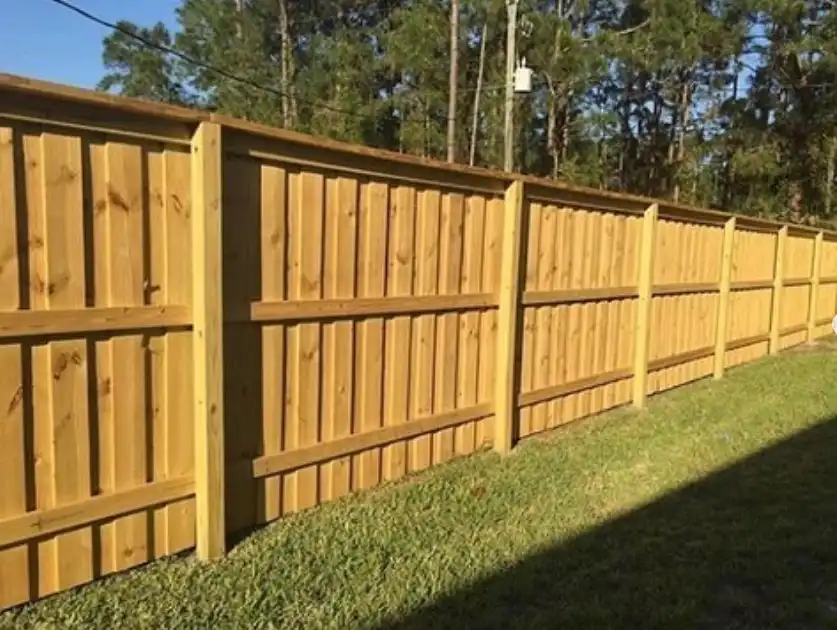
(494, 181), (526, 454)
(727, 332), (770, 352)
(191, 121), (225, 560)
(251, 293), (495, 322)
(648, 344), (715, 373)
(319, 176), (357, 502)
(0, 72), (204, 123)
(782, 277), (811, 287)
(252, 404), (493, 479)
(652, 282), (719, 296)
(259, 163), (287, 523)
(0, 112), (193, 147)
(632, 203), (658, 408)
(521, 286), (637, 306)
(780, 323), (808, 336)
(352, 181), (387, 491)
(0, 125), (29, 609)
(0, 478), (194, 550)
(382, 185), (415, 480)
(409, 189), (441, 472)
(769, 227), (788, 355)
(0, 305), (190, 339)
(518, 368), (632, 408)
(807, 231), (824, 342)
(730, 279), (774, 291)
(714, 217), (736, 379)
(41, 131), (92, 592)
(433, 193), (464, 463)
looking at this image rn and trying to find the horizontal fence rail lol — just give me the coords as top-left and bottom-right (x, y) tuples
(1, 72), (836, 612)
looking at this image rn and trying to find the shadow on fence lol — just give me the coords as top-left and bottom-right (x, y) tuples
(378, 416), (837, 630)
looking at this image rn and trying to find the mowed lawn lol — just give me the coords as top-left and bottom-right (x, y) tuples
(4, 347), (837, 629)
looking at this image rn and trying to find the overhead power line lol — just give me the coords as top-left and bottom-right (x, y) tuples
(47, 0), (511, 125)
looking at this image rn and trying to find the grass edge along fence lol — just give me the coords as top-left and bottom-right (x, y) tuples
(0, 72), (835, 611)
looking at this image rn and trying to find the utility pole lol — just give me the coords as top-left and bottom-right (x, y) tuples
(504, 0), (519, 172)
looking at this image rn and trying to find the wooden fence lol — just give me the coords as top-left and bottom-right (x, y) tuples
(1, 73), (836, 610)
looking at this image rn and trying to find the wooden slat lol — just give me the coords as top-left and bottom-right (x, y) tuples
(769, 227), (788, 355)
(161, 148), (195, 554)
(727, 333), (770, 352)
(382, 185), (415, 481)
(819, 275), (837, 285)
(352, 181), (387, 491)
(714, 217), (736, 379)
(518, 368), (632, 408)
(409, 190), (440, 472)
(780, 323), (808, 336)
(730, 279), (774, 291)
(235, 147), (501, 197)
(455, 195), (486, 453)
(101, 140), (148, 573)
(251, 293), (494, 322)
(259, 163), (287, 523)
(0, 478), (194, 550)
(0, 305), (191, 339)
(648, 344), (715, 373)
(531, 204), (556, 433)
(191, 121), (225, 560)
(319, 176), (357, 501)
(252, 404), (493, 479)
(0, 112), (193, 148)
(632, 203), (658, 408)
(494, 181), (525, 454)
(433, 193), (464, 463)
(652, 282), (718, 296)
(783, 277), (810, 288)
(0, 125), (29, 608)
(808, 232), (824, 342)
(41, 131), (92, 592)
(521, 285), (637, 306)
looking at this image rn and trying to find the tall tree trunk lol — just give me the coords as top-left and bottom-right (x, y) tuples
(826, 137), (837, 216)
(470, 23), (488, 167)
(447, 0), (460, 163)
(672, 79), (690, 202)
(277, 0), (295, 128)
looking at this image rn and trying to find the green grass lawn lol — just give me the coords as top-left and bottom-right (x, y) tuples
(4, 347), (837, 629)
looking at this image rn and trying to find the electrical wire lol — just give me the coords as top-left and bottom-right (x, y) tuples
(47, 0), (514, 127)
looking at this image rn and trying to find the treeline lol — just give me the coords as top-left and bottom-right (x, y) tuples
(99, 0), (837, 222)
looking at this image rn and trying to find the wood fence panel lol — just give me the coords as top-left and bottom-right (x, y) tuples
(648, 220), (722, 396)
(817, 240), (837, 338)
(726, 230), (776, 369)
(0, 113), (196, 608)
(780, 235), (815, 350)
(232, 130), (502, 528)
(2, 74), (836, 612)
(518, 202), (639, 437)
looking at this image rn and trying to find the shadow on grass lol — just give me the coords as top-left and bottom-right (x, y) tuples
(379, 416), (837, 630)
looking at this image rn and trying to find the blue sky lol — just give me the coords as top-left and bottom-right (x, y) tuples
(0, 0), (179, 89)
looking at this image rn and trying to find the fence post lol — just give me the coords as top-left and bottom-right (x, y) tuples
(191, 121), (226, 560)
(632, 203), (658, 409)
(713, 216), (736, 379)
(807, 230), (824, 343)
(768, 226), (788, 355)
(494, 179), (526, 455)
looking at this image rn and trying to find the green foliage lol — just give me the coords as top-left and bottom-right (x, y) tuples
(97, 0), (837, 222)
